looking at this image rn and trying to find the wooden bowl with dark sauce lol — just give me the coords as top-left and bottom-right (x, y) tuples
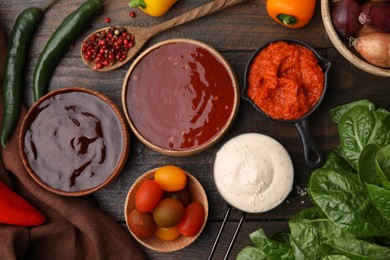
(19, 87), (130, 196)
(122, 38), (239, 156)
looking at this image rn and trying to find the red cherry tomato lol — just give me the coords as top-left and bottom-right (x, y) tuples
(127, 209), (156, 238)
(178, 201), (205, 237)
(135, 180), (163, 212)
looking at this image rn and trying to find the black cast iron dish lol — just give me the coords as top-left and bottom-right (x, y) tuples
(241, 38), (331, 169)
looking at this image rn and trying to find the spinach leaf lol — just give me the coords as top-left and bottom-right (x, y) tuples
(236, 246), (267, 260)
(376, 144), (390, 189)
(322, 151), (354, 173)
(325, 237), (390, 260)
(289, 209), (334, 259)
(359, 144), (390, 222)
(335, 105), (390, 169)
(365, 184), (390, 223)
(271, 231), (291, 244)
(300, 208), (355, 241)
(330, 99), (374, 123)
(358, 144), (382, 188)
(309, 168), (390, 237)
(236, 229), (293, 260)
(250, 229), (293, 259)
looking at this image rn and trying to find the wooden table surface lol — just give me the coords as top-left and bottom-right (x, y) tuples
(1, 0), (389, 259)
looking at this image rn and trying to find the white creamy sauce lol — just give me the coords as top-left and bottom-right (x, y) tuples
(213, 133), (294, 213)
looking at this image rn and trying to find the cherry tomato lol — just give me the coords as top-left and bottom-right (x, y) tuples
(154, 225), (181, 241)
(127, 209), (156, 238)
(153, 198), (184, 228)
(178, 201), (205, 237)
(165, 188), (191, 207)
(154, 165), (187, 192)
(135, 180), (163, 212)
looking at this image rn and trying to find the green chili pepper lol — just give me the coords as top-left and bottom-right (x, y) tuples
(0, 7), (43, 147)
(32, 0), (104, 101)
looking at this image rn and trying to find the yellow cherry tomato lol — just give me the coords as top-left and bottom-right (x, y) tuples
(154, 165), (187, 192)
(266, 0), (316, 29)
(155, 225), (181, 241)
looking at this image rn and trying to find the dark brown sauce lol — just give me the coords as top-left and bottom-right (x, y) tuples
(24, 91), (124, 192)
(125, 42), (235, 150)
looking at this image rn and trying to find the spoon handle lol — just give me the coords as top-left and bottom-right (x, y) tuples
(149, 0), (248, 36)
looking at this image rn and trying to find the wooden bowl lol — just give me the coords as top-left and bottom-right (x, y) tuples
(19, 87), (130, 196)
(124, 168), (209, 252)
(321, 0), (390, 77)
(122, 38), (240, 156)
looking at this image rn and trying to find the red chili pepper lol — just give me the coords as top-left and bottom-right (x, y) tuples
(0, 179), (46, 226)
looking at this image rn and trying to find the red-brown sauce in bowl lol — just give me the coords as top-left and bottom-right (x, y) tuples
(124, 40), (237, 152)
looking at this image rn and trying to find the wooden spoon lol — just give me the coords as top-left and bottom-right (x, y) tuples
(81, 0), (248, 71)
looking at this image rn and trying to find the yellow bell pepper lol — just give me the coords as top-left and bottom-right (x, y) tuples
(129, 0), (178, 17)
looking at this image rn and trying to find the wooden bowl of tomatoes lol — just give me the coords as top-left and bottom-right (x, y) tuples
(124, 165), (209, 252)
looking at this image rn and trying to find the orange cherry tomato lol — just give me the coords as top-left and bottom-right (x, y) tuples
(266, 0), (316, 29)
(155, 225), (181, 241)
(135, 180), (163, 212)
(154, 165), (187, 192)
(178, 201), (205, 237)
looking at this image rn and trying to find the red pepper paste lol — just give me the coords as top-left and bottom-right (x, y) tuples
(247, 41), (324, 120)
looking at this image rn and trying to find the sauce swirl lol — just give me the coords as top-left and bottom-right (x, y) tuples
(23, 91), (124, 192)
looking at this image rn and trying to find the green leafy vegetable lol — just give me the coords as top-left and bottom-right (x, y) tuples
(237, 100), (390, 260)
(332, 101), (390, 169)
(359, 144), (390, 223)
(376, 144), (390, 188)
(309, 168), (390, 237)
(237, 229), (293, 260)
(325, 238), (390, 260)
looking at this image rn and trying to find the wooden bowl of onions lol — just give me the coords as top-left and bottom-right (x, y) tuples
(321, 0), (390, 77)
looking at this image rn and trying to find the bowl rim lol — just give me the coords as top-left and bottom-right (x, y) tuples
(321, 0), (390, 77)
(241, 38), (331, 123)
(124, 167), (209, 252)
(19, 86), (130, 196)
(121, 38), (240, 156)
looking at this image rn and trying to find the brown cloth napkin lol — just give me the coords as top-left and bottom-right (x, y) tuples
(0, 25), (147, 260)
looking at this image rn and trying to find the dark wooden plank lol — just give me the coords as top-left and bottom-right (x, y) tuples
(0, 1), (331, 56)
(119, 220), (290, 259)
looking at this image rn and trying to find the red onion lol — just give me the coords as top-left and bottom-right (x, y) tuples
(359, 2), (390, 32)
(332, 0), (362, 37)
